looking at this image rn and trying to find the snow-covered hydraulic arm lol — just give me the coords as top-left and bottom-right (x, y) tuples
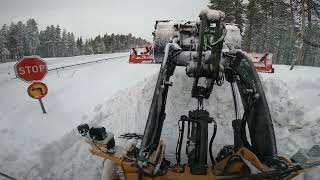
(77, 9), (320, 180)
(138, 8), (280, 176)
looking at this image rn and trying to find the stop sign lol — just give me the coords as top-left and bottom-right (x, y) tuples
(14, 56), (48, 82)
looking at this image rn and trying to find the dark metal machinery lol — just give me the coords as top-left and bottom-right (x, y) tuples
(138, 9), (278, 176)
(75, 8), (320, 180)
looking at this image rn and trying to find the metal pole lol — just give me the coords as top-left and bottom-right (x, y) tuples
(39, 98), (47, 114)
(56, 70), (60, 78)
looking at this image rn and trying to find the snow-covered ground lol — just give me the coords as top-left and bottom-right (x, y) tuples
(0, 54), (319, 179)
(0, 53), (160, 179)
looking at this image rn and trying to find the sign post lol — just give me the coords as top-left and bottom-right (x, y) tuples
(15, 56), (49, 114)
(38, 99), (46, 114)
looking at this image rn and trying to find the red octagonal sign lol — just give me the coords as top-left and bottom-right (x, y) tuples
(14, 56), (48, 82)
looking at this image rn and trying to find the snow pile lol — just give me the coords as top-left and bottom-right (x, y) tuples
(260, 65), (320, 179)
(21, 65), (320, 179)
(24, 75), (158, 180)
(260, 66), (320, 156)
(22, 67), (238, 179)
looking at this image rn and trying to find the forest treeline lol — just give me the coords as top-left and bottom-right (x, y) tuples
(0, 19), (149, 62)
(1, 1), (320, 66)
(209, 0), (320, 66)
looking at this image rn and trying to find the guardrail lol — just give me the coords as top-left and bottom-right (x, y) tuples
(48, 55), (127, 72)
(10, 55), (128, 80)
(0, 171), (17, 180)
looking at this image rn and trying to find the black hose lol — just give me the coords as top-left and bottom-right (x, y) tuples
(233, 69), (254, 151)
(186, 121), (191, 155)
(230, 83), (239, 120)
(176, 120), (185, 166)
(209, 120), (217, 166)
(240, 97), (255, 152)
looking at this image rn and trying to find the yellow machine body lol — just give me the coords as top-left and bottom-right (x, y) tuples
(88, 142), (302, 180)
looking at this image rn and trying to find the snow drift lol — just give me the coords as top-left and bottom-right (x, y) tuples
(20, 66), (320, 180)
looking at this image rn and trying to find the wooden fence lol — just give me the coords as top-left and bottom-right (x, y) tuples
(0, 55), (23, 63)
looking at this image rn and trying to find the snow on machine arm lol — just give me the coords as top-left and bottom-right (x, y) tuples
(77, 8), (320, 180)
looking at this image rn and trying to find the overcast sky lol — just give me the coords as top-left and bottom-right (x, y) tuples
(0, 0), (209, 41)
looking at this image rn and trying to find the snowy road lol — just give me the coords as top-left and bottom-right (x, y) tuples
(0, 53), (320, 179)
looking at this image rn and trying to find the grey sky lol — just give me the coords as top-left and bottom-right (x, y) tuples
(0, 0), (209, 41)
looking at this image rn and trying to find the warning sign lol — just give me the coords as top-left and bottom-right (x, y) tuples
(27, 82), (48, 99)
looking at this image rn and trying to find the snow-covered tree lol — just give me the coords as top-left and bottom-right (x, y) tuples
(67, 32), (77, 56)
(0, 19), (150, 60)
(0, 25), (7, 53)
(54, 25), (61, 56)
(60, 29), (68, 57)
(83, 39), (94, 55)
(76, 37), (84, 55)
(7, 22), (26, 58)
(208, 0), (245, 29)
(92, 35), (105, 54)
(25, 19), (39, 55)
(0, 25), (10, 62)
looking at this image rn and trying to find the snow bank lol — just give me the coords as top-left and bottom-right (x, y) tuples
(22, 65), (320, 179)
(23, 75), (157, 180)
(22, 67), (234, 179)
(260, 66), (320, 156)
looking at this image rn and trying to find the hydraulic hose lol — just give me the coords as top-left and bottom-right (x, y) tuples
(209, 119), (217, 166)
(230, 82), (239, 120)
(176, 119), (185, 166)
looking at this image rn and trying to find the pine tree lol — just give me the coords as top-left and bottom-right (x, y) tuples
(54, 25), (61, 56)
(61, 29), (68, 57)
(208, 0), (245, 29)
(38, 29), (46, 57)
(0, 25), (7, 52)
(76, 37), (84, 55)
(48, 25), (56, 57)
(0, 25), (9, 62)
(83, 39), (94, 55)
(41, 26), (51, 57)
(8, 23), (17, 57)
(243, 0), (260, 52)
(92, 35), (105, 54)
(25, 19), (39, 55)
(66, 32), (76, 56)
(299, 0), (320, 66)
